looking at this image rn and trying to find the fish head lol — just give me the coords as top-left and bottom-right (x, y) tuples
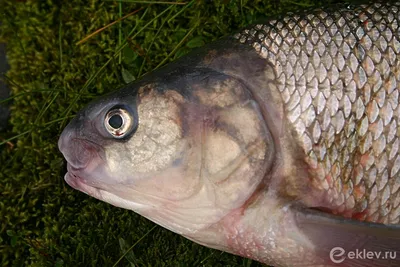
(58, 65), (275, 235)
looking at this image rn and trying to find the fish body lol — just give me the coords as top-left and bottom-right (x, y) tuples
(235, 1), (400, 225)
(59, 1), (400, 266)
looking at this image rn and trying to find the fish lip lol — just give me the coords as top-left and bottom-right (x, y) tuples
(64, 165), (102, 197)
(64, 165), (151, 213)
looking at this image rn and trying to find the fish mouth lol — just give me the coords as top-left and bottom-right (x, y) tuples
(64, 163), (153, 218)
(64, 165), (102, 199)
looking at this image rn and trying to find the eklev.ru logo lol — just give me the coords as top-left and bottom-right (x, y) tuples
(330, 247), (397, 264)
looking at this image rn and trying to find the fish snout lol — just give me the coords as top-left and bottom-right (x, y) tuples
(58, 130), (100, 170)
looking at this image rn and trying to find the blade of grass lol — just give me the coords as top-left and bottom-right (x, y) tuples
(126, 38), (152, 63)
(25, 88), (60, 149)
(2, 74), (25, 91)
(0, 89), (65, 104)
(118, 1), (123, 64)
(107, 0), (187, 4)
(44, 116), (75, 126)
(137, 0), (195, 77)
(0, 130), (31, 146)
(111, 57), (123, 84)
(0, 137), (14, 149)
(167, 0), (194, 23)
(136, 7), (175, 78)
(240, 0), (244, 19)
(34, 91), (60, 124)
(199, 250), (216, 265)
(112, 225), (157, 267)
(155, 22), (198, 69)
(59, 19), (63, 66)
(76, 7), (144, 45)
(0, 115), (74, 146)
(281, 0), (314, 6)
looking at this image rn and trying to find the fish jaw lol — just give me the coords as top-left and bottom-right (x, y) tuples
(64, 168), (152, 212)
(59, 135), (151, 211)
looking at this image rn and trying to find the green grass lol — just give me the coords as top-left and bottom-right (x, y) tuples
(0, 0), (341, 266)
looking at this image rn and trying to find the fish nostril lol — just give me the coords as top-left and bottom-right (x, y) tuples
(69, 138), (97, 169)
(71, 140), (93, 169)
(58, 128), (98, 170)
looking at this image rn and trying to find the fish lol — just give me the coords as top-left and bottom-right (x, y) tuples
(58, 1), (400, 266)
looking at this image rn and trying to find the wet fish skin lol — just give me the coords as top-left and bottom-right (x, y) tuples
(58, 1), (400, 267)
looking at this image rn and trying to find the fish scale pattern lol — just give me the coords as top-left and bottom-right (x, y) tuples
(234, 2), (400, 224)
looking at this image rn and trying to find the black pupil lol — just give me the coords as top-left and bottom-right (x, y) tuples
(109, 114), (123, 129)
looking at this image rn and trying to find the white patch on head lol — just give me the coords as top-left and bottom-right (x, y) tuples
(199, 100), (269, 209)
(219, 102), (265, 149)
(204, 130), (241, 174)
(106, 89), (186, 177)
(194, 78), (241, 107)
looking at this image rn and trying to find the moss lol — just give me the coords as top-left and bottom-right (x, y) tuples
(0, 0), (343, 266)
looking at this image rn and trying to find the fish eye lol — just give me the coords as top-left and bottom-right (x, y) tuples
(104, 107), (134, 138)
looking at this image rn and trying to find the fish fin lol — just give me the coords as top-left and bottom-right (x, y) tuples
(294, 206), (400, 267)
